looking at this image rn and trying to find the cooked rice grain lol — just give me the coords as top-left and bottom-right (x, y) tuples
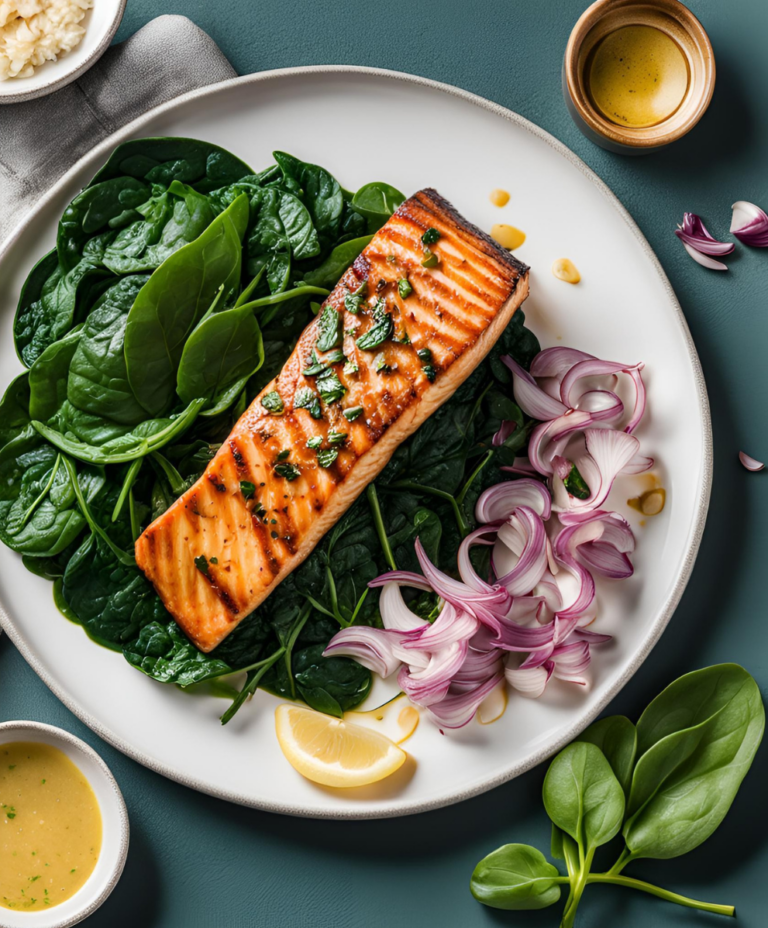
(0, 0), (92, 81)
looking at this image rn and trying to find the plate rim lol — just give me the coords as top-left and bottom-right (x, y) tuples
(0, 64), (713, 819)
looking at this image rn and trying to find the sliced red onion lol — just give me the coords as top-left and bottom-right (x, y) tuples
(573, 626), (612, 645)
(550, 640), (591, 686)
(475, 478), (552, 523)
(560, 359), (645, 434)
(505, 659), (553, 698)
(621, 453), (654, 475)
(501, 459), (541, 477)
(555, 510), (635, 580)
(452, 646), (504, 687)
(496, 507), (549, 596)
(528, 410), (601, 475)
(731, 201), (768, 247)
(404, 602), (479, 650)
(426, 672), (505, 729)
(739, 451), (765, 472)
(530, 346), (595, 380)
(551, 429), (640, 513)
(502, 355), (568, 420)
(457, 527), (499, 594)
(398, 639), (469, 706)
(369, 570), (432, 592)
(379, 582), (428, 633)
(675, 213), (735, 256)
(492, 420), (517, 447)
(323, 626), (403, 678)
(681, 240), (728, 271)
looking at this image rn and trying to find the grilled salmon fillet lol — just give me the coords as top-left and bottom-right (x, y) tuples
(135, 189), (530, 651)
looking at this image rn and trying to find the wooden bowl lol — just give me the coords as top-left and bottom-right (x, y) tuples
(562, 0), (715, 154)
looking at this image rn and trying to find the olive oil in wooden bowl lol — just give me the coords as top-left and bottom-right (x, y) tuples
(563, 0), (715, 154)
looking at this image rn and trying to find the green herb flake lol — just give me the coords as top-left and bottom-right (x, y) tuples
(194, 555), (210, 577)
(316, 303), (342, 352)
(386, 254), (397, 264)
(239, 480), (256, 500)
(270, 530), (279, 539)
(356, 298), (394, 350)
(294, 387), (323, 420)
(343, 406), (364, 422)
(421, 247), (440, 268)
(344, 280), (367, 315)
(421, 227), (441, 245)
(417, 347), (432, 362)
(422, 364), (437, 382)
(328, 430), (348, 445)
(302, 350), (325, 376)
(397, 278), (413, 300)
(564, 462), (590, 500)
(274, 463), (301, 481)
(343, 359), (359, 377)
(324, 349), (345, 364)
(317, 448), (339, 468)
(261, 391), (285, 415)
(8, 765), (16, 770)
(375, 352), (391, 373)
(209, 557), (218, 565)
(395, 330), (411, 345)
(275, 449), (290, 462)
(306, 436), (322, 449)
(316, 370), (347, 405)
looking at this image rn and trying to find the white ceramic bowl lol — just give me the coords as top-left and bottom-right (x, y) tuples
(0, 722), (129, 928)
(0, 0), (126, 105)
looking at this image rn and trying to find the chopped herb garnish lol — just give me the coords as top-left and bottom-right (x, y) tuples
(345, 326), (356, 335)
(275, 449), (290, 461)
(417, 347), (432, 362)
(328, 430), (348, 445)
(421, 227), (441, 245)
(343, 359), (359, 377)
(317, 448), (339, 468)
(210, 557), (218, 565)
(6, 812), (15, 819)
(261, 391), (284, 415)
(274, 463), (301, 481)
(316, 303), (342, 351)
(564, 462), (591, 500)
(386, 254), (397, 264)
(239, 480), (256, 500)
(422, 364), (437, 382)
(271, 531), (279, 539)
(343, 406), (364, 421)
(270, 518), (277, 525)
(302, 350), (325, 376)
(421, 247), (439, 268)
(294, 387), (323, 419)
(324, 349), (345, 363)
(307, 436), (323, 449)
(397, 278), (413, 300)
(344, 280), (367, 315)
(374, 352), (391, 373)
(395, 330), (411, 345)
(316, 369), (347, 405)
(356, 298), (394, 350)
(194, 555), (209, 576)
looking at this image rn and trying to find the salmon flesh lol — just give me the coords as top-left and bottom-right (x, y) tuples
(135, 189), (530, 651)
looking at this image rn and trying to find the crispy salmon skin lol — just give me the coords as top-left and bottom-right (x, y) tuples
(135, 189), (530, 651)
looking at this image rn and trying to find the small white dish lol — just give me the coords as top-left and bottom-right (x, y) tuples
(0, 721), (129, 928)
(0, 0), (126, 105)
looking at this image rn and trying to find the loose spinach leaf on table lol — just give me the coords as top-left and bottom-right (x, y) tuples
(470, 844), (563, 911)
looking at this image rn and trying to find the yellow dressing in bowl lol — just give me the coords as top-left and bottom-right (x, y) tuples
(588, 25), (689, 128)
(0, 742), (102, 912)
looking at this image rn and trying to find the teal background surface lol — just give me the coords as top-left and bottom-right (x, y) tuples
(2, 0), (768, 924)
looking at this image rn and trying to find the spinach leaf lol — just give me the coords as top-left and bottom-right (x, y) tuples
(543, 742), (625, 854)
(351, 182), (406, 222)
(577, 715), (637, 800)
(124, 194), (248, 417)
(292, 644), (372, 717)
(124, 620), (232, 686)
(28, 326), (83, 422)
(623, 663), (764, 860)
(0, 373), (31, 448)
(300, 235), (372, 289)
(470, 844), (563, 911)
(177, 304), (264, 412)
(67, 275), (150, 425)
(14, 252), (111, 368)
(273, 152), (344, 253)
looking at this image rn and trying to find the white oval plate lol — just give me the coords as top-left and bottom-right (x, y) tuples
(0, 721), (129, 928)
(0, 67), (711, 819)
(0, 0), (126, 105)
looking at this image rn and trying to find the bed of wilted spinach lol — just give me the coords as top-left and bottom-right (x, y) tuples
(0, 135), (540, 724)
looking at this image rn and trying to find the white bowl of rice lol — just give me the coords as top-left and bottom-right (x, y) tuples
(0, 0), (126, 104)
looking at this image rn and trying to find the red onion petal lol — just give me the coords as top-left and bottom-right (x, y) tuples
(505, 660), (553, 698)
(323, 627), (404, 678)
(731, 201), (768, 247)
(379, 582), (429, 633)
(739, 451), (765, 471)
(492, 420), (517, 447)
(530, 346), (595, 380)
(676, 213), (735, 255)
(475, 477), (552, 523)
(681, 240), (728, 271)
(496, 507), (549, 596)
(425, 672), (505, 729)
(502, 355), (568, 420)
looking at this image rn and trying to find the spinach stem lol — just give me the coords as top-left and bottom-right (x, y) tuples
(237, 285), (331, 314)
(366, 484), (397, 571)
(303, 593), (340, 624)
(607, 846), (633, 875)
(112, 458), (143, 523)
(150, 452), (186, 497)
(456, 449), (494, 508)
(20, 453), (61, 529)
(560, 847), (594, 928)
(325, 565), (343, 627)
(128, 489), (141, 543)
(220, 646), (286, 725)
(587, 874), (735, 917)
(284, 601), (312, 699)
(348, 587), (370, 626)
(389, 480), (469, 537)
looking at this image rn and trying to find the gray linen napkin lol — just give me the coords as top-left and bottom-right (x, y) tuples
(0, 14), (237, 245)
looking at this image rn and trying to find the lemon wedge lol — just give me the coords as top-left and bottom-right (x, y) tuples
(275, 704), (407, 788)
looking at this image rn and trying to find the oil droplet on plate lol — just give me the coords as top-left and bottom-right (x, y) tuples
(489, 188), (510, 207)
(491, 224), (526, 250)
(552, 258), (581, 283)
(477, 683), (508, 725)
(345, 693), (420, 744)
(628, 487), (666, 516)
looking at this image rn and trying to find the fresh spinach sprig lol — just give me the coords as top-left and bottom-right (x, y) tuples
(471, 664), (765, 925)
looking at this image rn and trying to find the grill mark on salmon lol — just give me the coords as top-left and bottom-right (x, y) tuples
(135, 189), (530, 651)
